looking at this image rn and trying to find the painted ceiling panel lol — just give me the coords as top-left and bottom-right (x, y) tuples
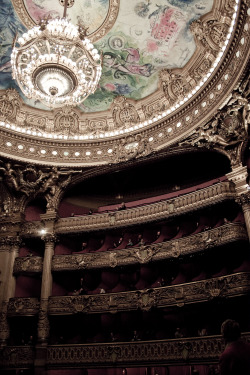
(3, 0), (213, 112)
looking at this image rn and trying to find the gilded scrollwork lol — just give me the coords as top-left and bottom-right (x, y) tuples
(47, 272), (250, 315)
(37, 299), (50, 343)
(7, 298), (40, 316)
(112, 134), (153, 163)
(190, 18), (229, 55)
(0, 301), (9, 344)
(52, 223), (247, 272)
(0, 89), (20, 122)
(0, 162), (82, 211)
(236, 192), (250, 206)
(160, 69), (190, 104)
(13, 256), (43, 274)
(46, 335), (234, 365)
(54, 107), (79, 137)
(111, 96), (140, 128)
(0, 346), (35, 367)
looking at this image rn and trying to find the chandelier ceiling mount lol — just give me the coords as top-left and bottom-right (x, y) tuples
(11, 0), (102, 108)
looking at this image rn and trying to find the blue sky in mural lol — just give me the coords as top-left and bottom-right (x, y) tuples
(0, 0), (26, 93)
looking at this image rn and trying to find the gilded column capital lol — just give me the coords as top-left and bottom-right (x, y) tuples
(226, 164), (248, 195)
(41, 233), (58, 243)
(236, 192), (250, 207)
(0, 235), (22, 248)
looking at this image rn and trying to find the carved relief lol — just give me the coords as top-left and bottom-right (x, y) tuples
(48, 272), (250, 315)
(0, 301), (9, 344)
(7, 298), (40, 316)
(25, 114), (46, 132)
(190, 59), (212, 83)
(142, 99), (167, 120)
(0, 163), (81, 211)
(19, 222), (43, 237)
(52, 223), (246, 273)
(55, 181), (236, 234)
(37, 300), (50, 343)
(54, 107), (79, 136)
(13, 256), (43, 274)
(112, 135), (153, 163)
(160, 69), (190, 103)
(0, 346), (34, 368)
(112, 96), (140, 128)
(190, 19), (229, 54)
(0, 89), (20, 122)
(236, 192), (250, 206)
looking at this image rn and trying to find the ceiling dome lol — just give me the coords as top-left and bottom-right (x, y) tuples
(0, 0), (248, 166)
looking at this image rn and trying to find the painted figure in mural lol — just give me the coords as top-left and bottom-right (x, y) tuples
(103, 49), (153, 78)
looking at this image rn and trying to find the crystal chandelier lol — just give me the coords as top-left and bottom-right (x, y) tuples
(11, 1), (102, 108)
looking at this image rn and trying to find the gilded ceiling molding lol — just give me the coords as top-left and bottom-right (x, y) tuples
(0, 0), (248, 166)
(46, 272), (250, 315)
(49, 223), (247, 272)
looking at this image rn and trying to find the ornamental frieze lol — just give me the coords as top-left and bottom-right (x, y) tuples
(111, 96), (141, 128)
(47, 272), (250, 316)
(46, 334), (250, 367)
(0, 346), (35, 369)
(55, 181), (236, 234)
(7, 298), (40, 316)
(51, 223), (247, 272)
(2, 335), (250, 369)
(54, 107), (79, 137)
(13, 256), (43, 274)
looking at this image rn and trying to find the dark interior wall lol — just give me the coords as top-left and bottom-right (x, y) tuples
(58, 150), (231, 215)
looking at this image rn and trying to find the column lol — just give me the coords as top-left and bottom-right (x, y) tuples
(35, 213), (57, 375)
(0, 236), (21, 346)
(227, 164), (250, 240)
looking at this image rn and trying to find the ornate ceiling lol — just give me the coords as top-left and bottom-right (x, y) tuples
(0, 0), (249, 166)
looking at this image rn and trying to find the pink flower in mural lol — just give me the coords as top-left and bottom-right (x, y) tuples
(104, 83), (116, 91)
(147, 40), (158, 52)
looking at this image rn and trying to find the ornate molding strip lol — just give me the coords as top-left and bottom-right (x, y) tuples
(13, 256), (43, 274)
(0, 346), (35, 369)
(7, 298), (40, 316)
(47, 272), (250, 315)
(47, 334), (250, 367)
(52, 223), (247, 271)
(55, 181), (236, 234)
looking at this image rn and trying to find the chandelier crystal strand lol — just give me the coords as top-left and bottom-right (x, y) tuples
(11, 17), (102, 108)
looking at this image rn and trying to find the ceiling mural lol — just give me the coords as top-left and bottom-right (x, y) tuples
(4, 0), (213, 112)
(0, 0), (248, 166)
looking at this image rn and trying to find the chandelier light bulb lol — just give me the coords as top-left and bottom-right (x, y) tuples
(11, 18), (102, 108)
